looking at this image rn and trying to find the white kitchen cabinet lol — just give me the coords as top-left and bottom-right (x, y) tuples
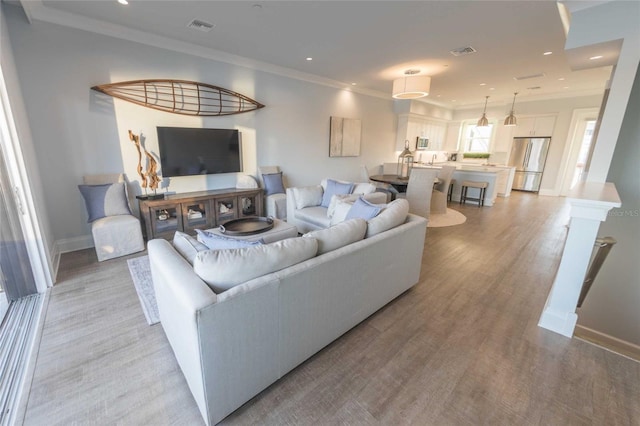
(513, 115), (556, 137)
(396, 114), (448, 151)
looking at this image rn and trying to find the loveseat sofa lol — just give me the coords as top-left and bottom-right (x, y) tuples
(148, 201), (427, 425)
(286, 178), (387, 233)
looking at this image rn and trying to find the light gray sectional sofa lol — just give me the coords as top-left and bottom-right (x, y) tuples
(286, 178), (387, 233)
(148, 201), (427, 425)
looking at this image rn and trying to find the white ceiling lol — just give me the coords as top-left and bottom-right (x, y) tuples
(19, 0), (615, 109)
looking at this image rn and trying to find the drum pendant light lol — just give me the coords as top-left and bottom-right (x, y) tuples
(477, 96), (490, 127)
(392, 70), (431, 99)
(504, 92), (519, 126)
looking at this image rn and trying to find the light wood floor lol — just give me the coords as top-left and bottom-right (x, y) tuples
(23, 193), (640, 425)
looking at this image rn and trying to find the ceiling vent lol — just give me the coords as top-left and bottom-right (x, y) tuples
(514, 72), (546, 81)
(187, 19), (215, 32)
(449, 46), (477, 56)
(527, 86), (542, 90)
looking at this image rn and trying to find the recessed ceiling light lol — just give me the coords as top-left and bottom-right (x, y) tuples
(489, 87), (495, 90)
(306, 57), (313, 61)
(351, 83), (357, 86)
(590, 55), (603, 60)
(118, 0), (129, 4)
(558, 77), (565, 81)
(452, 100), (457, 102)
(543, 51), (553, 55)
(436, 94), (441, 97)
(479, 83), (486, 86)
(563, 86), (569, 89)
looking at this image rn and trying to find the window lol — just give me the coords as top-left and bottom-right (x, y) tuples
(460, 122), (494, 153)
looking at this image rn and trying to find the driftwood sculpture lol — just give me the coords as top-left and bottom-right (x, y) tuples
(128, 130), (160, 192)
(93, 79), (265, 116)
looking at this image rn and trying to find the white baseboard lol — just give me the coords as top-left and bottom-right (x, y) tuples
(574, 324), (640, 362)
(51, 235), (94, 281)
(538, 188), (560, 197)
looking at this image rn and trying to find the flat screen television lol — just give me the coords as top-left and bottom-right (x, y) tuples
(157, 127), (242, 177)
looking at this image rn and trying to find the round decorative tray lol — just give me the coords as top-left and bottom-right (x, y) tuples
(219, 216), (274, 236)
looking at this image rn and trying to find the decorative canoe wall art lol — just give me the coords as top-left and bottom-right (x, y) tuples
(91, 79), (265, 116)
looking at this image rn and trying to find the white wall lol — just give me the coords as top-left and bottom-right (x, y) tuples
(447, 94), (603, 194)
(4, 6), (397, 253)
(577, 64), (640, 346)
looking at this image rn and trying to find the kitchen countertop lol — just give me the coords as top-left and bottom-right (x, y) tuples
(414, 162), (515, 173)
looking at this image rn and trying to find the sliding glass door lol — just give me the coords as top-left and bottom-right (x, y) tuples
(0, 144), (37, 313)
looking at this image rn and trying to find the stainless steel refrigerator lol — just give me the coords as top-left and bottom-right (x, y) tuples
(508, 137), (551, 192)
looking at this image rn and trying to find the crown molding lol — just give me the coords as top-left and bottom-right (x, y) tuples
(452, 87), (606, 111)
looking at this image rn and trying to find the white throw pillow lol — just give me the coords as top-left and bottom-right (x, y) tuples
(303, 218), (366, 255)
(193, 237), (318, 293)
(329, 198), (356, 226)
(292, 185), (323, 210)
(172, 231), (209, 264)
(327, 193), (360, 218)
(366, 198), (409, 237)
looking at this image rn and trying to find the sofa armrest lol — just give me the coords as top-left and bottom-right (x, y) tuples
(363, 191), (388, 204)
(148, 239), (217, 421)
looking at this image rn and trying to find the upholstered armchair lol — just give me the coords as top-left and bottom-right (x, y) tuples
(79, 174), (144, 261)
(258, 166), (287, 220)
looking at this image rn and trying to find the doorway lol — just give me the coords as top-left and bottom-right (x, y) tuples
(559, 109), (599, 196)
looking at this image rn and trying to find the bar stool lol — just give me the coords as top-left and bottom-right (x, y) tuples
(460, 180), (488, 207)
(447, 179), (456, 203)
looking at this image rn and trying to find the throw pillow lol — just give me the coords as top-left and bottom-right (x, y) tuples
(327, 193), (360, 218)
(366, 198), (410, 238)
(195, 229), (264, 250)
(172, 231), (208, 264)
(292, 185), (323, 210)
(262, 172), (286, 196)
(321, 179), (354, 208)
(193, 237), (318, 293)
(329, 198), (355, 226)
(345, 197), (382, 221)
(303, 218), (366, 255)
(78, 182), (132, 222)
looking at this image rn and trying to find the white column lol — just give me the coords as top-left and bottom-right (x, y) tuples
(538, 182), (620, 337)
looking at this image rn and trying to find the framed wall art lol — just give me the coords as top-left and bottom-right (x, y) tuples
(329, 116), (361, 157)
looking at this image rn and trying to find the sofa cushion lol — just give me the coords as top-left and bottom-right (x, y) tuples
(302, 218), (366, 255)
(321, 179), (354, 208)
(327, 193), (360, 218)
(292, 185), (323, 209)
(173, 231), (209, 264)
(366, 198), (410, 238)
(295, 206), (331, 228)
(78, 182), (132, 222)
(262, 172), (285, 196)
(193, 237), (318, 293)
(195, 229), (264, 250)
(345, 197), (382, 221)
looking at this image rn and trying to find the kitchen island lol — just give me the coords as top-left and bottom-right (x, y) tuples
(414, 163), (515, 207)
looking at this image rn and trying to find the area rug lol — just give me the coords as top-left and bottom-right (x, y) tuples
(428, 208), (467, 228)
(127, 255), (160, 325)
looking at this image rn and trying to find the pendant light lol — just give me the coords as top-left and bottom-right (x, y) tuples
(392, 70), (431, 99)
(504, 92), (518, 126)
(477, 96), (490, 127)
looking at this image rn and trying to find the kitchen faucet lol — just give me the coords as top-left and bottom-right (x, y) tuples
(429, 154), (437, 165)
